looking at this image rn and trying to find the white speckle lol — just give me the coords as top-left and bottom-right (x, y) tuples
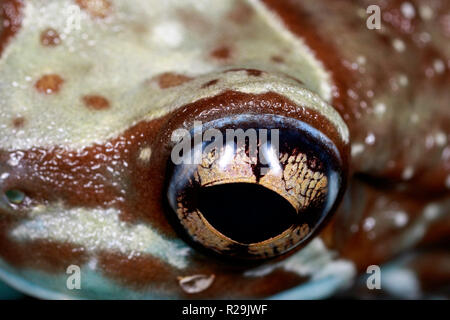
(393, 211), (409, 227)
(442, 147), (450, 161)
(11, 81), (19, 88)
(410, 113), (419, 124)
(401, 2), (416, 19)
(446, 175), (450, 189)
(152, 21), (184, 48)
(419, 5), (434, 20)
(435, 132), (447, 147)
(418, 32), (431, 43)
(398, 74), (409, 87)
(383, 268), (421, 299)
(356, 8), (366, 18)
(365, 133), (376, 145)
(88, 258), (98, 270)
(357, 56), (366, 65)
(312, 260), (356, 282)
(138, 147), (152, 162)
(424, 204), (441, 221)
(363, 217), (376, 231)
(374, 103), (386, 116)
(425, 135), (434, 149)
(402, 166), (414, 180)
(351, 143), (365, 157)
(244, 264), (277, 277)
(392, 39), (405, 52)
(0, 172), (10, 180)
(7, 151), (24, 167)
(178, 274), (215, 294)
(347, 89), (359, 101)
(433, 59), (445, 74)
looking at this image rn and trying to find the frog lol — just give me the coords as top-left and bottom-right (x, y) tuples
(0, 0), (448, 299)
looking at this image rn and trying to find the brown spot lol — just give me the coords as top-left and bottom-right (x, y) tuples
(0, 0), (24, 57)
(210, 46), (231, 60)
(156, 72), (193, 89)
(271, 55), (284, 63)
(228, 2), (254, 24)
(82, 95), (110, 110)
(201, 79), (218, 88)
(76, 0), (112, 19)
(12, 117), (25, 128)
(40, 28), (61, 47)
(34, 74), (64, 95)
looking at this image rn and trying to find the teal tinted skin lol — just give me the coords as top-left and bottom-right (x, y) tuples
(0, 280), (23, 300)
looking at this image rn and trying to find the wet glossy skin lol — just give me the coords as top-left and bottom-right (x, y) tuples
(0, 0), (449, 299)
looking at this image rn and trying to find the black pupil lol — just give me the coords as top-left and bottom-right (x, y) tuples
(198, 183), (297, 244)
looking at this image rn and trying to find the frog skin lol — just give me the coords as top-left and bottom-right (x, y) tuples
(0, 0), (449, 299)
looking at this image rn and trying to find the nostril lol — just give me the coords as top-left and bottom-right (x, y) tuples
(5, 189), (25, 204)
(198, 183), (297, 244)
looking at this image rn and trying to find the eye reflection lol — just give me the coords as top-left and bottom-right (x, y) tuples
(166, 114), (344, 260)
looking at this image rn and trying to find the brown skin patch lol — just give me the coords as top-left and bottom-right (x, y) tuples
(201, 79), (218, 88)
(330, 179), (450, 271)
(75, 0), (112, 19)
(409, 251), (450, 293)
(155, 72), (193, 89)
(12, 117), (25, 128)
(261, 0), (357, 122)
(0, 0), (24, 56)
(40, 28), (61, 47)
(82, 95), (110, 110)
(34, 74), (64, 95)
(98, 252), (174, 289)
(210, 45), (232, 60)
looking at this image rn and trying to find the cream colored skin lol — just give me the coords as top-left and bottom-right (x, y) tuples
(0, 0), (447, 299)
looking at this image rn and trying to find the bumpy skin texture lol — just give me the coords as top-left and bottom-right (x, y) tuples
(0, 0), (448, 299)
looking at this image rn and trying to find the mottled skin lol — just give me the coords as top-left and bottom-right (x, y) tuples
(0, 0), (448, 299)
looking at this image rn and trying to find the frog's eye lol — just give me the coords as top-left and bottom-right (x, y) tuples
(166, 114), (345, 260)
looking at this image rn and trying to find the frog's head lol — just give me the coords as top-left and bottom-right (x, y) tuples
(0, 0), (358, 299)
